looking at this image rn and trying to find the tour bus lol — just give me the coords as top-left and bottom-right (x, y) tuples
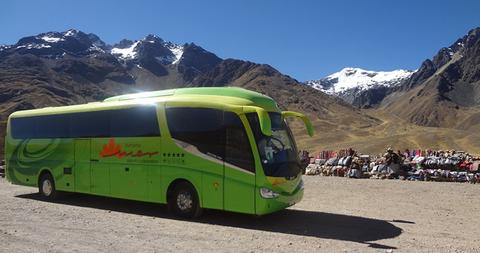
(4, 87), (313, 217)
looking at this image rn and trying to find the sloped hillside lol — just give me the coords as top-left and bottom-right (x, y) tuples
(0, 29), (380, 157)
(382, 28), (480, 129)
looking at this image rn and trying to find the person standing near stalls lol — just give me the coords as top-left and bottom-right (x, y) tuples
(385, 147), (402, 178)
(299, 150), (310, 174)
(347, 156), (363, 178)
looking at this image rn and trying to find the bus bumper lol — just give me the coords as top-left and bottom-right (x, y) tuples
(255, 186), (304, 215)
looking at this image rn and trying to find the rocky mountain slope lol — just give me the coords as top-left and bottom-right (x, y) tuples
(381, 27), (480, 129)
(305, 68), (414, 107)
(305, 27), (480, 131)
(0, 29), (380, 157)
(1, 28), (480, 155)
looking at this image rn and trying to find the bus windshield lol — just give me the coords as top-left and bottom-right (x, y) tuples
(246, 112), (301, 178)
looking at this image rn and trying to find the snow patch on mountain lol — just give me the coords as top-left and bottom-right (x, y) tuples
(168, 44), (184, 64)
(306, 67), (414, 95)
(37, 30), (80, 43)
(111, 41), (139, 60)
(64, 29), (77, 37)
(16, 43), (52, 49)
(41, 36), (65, 43)
(0, 45), (10, 51)
(110, 37), (184, 64)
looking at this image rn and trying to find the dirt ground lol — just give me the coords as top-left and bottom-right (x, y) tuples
(0, 176), (479, 253)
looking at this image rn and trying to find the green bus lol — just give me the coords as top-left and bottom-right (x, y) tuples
(4, 87), (313, 217)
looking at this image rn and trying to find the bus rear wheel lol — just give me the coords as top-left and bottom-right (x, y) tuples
(39, 173), (57, 201)
(168, 181), (202, 218)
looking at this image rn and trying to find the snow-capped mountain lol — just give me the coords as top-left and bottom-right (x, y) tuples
(306, 67), (414, 95)
(1, 29), (109, 59)
(0, 29), (187, 67)
(111, 34), (184, 65)
(0, 29), (222, 81)
(305, 68), (415, 107)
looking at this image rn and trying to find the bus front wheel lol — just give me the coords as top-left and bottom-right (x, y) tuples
(168, 181), (203, 218)
(39, 173), (57, 201)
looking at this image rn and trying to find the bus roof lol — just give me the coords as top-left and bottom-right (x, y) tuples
(9, 87), (280, 118)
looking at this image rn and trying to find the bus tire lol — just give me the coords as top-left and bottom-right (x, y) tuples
(168, 181), (203, 218)
(38, 172), (58, 201)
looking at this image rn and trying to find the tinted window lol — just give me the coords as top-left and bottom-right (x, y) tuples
(11, 106), (160, 139)
(224, 112), (255, 172)
(166, 107), (254, 172)
(11, 114), (70, 139)
(166, 108), (224, 159)
(70, 110), (110, 138)
(110, 107), (160, 137)
(10, 117), (32, 139)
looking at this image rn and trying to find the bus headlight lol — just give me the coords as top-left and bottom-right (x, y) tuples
(260, 187), (280, 199)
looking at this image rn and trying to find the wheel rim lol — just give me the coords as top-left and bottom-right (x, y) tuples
(42, 179), (52, 196)
(176, 191), (193, 211)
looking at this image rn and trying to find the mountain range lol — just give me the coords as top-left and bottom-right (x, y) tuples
(307, 27), (480, 129)
(305, 67), (414, 107)
(1, 27), (480, 156)
(0, 29), (378, 157)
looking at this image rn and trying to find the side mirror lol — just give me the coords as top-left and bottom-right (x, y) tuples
(281, 111), (314, 137)
(243, 106), (272, 136)
(256, 108), (272, 136)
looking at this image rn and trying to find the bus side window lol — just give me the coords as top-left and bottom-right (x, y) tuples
(11, 114), (70, 139)
(70, 111), (110, 138)
(109, 107), (160, 137)
(224, 112), (255, 173)
(10, 106), (160, 140)
(166, 108), (225, 159)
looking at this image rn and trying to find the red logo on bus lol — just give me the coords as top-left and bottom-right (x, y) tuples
(99, 138), (159, 159)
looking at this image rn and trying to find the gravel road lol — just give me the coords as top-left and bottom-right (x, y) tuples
(0, 176), (479, 253)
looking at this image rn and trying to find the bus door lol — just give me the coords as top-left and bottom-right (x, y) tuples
(223, 112), (256, 213)
(74, 139), (91, 193)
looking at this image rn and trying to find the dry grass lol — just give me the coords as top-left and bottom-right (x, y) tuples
(293, 109), (480, 155)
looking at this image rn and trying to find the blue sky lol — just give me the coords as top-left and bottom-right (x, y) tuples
(1, 0), (479, 81)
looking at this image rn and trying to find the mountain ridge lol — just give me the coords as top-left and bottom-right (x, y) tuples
(381, 27), (480, 128)
(0, 29), (381, 157)
(305, 67), (414, 107)
(1, 28), (480, 156)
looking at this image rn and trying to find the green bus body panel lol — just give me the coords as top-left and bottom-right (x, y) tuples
(91, 137), (162, 201)
(224, 167), (255, 213)
(5, 87), (310, 216)
(6, 138), (75, 191)
(202, 172), (224, 209)
(74, 139), (91, 193)
(91, 161), (110, 196)
(110, 164), (148, 200)
(162, 140), (223, 209)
